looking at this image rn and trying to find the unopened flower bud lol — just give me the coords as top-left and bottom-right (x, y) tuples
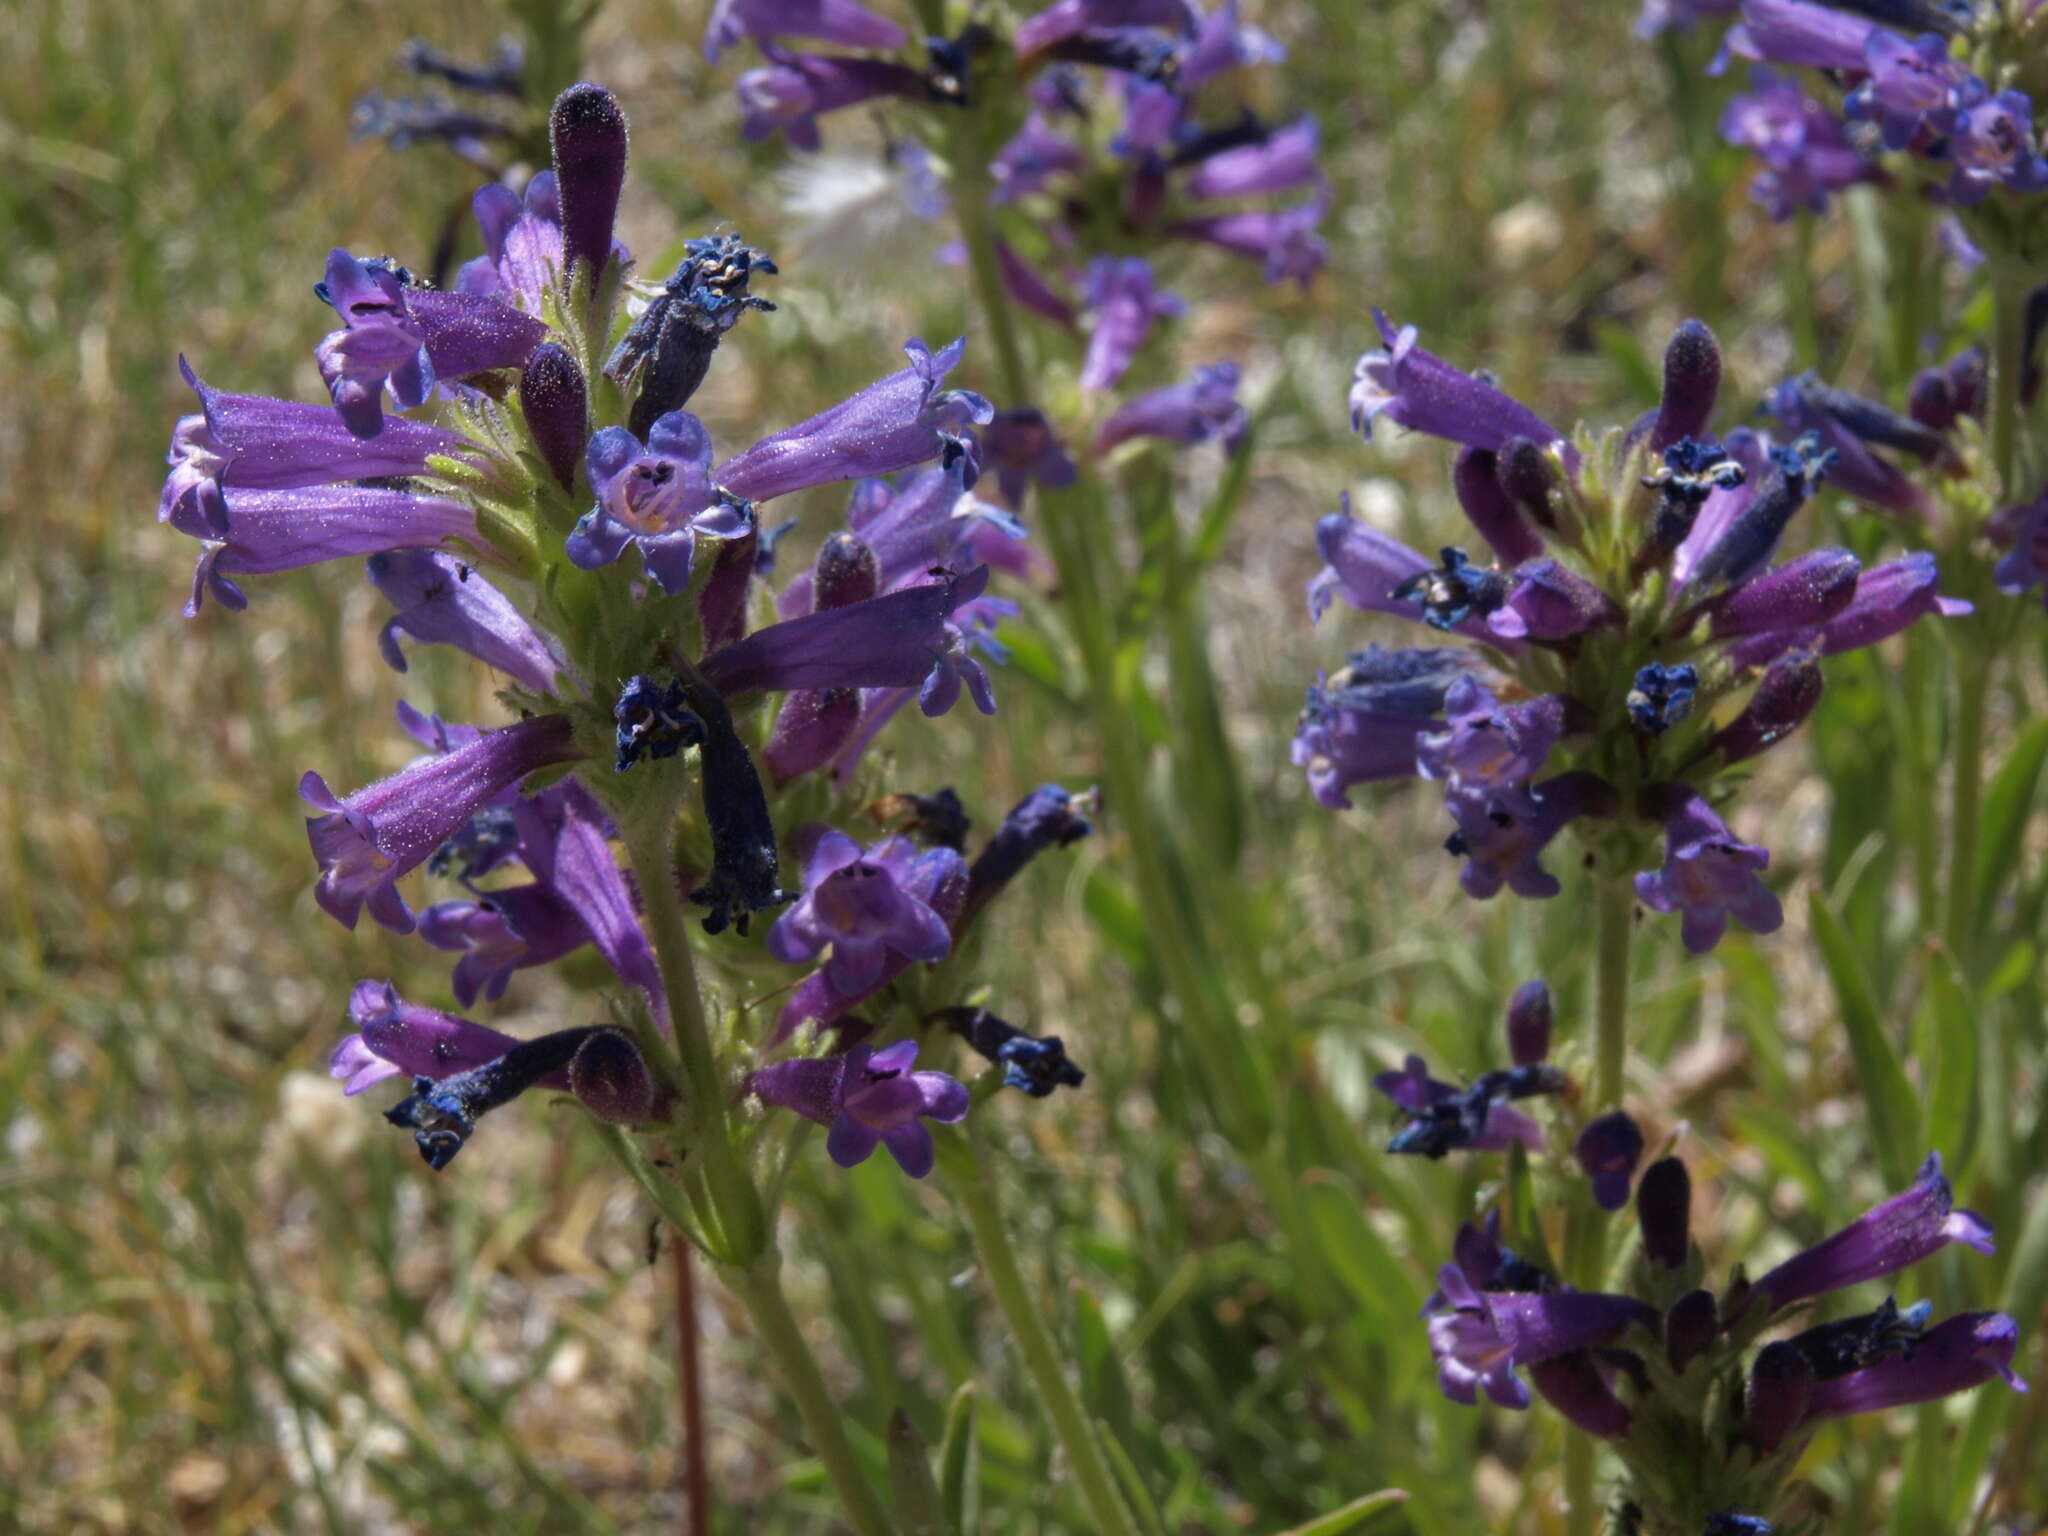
(1496, 435), (1562, 530)
(569, 1028), (658, 1124)
(1704, 652), (1824, 766)
(1453, 447), (1545, 564)
(1505, 979), (1552, 1066)
(522, 343), (588, 493)
(1665, 1287), (1717, 1372)
(1575, 1111), (1644, 1211)
(814, 531), (880, 610)
(1745, 1340), (1814, 1452)
(550, 83), (628, 283)
(1650, 319), (1722, 456)
(1637, 1156), (1692, 1270)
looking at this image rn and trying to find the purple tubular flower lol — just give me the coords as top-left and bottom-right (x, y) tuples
(1447, 772), (1607, 901)
(1527, 1353), (1634, 1438)
(1802, 1312), (2026, 1420)
(380, 1024), (623, 1167)
(302, 713), (581, 932)
(1756, 1152), (1995, 1310)
(1746, 1341), (1815, 1452)
(1014, 0), (1194, 55)
(991, 116), (1089, 202)
(961, 783), (1094, 927)
(1293, 646), (1471, 809)
(522, 343), (588, 493)
(330, 979), (555, 1096)
(1417, 678), (1565, 793)
(699, 565), (992, 698)
(773, 848), (968, 1044)
(1946, 89), (2048, 203)
(1183, 117), (1321, 199)
(419, 885), (588, 1007)
(1709, 547), (1861, 639)
(1701, 651), (1823, 765)
(1375, 1055), (1547, 1156)
(515, 780), (666, 1012)
(1180, 0), (1284, 84)
(1575, 1111), (1645, 1210)
(1487, 559), (1622, 642)
(549, 83), (628, 283)
(1909, 347), (1986, 434)
(1994, 497), (2048, 607)
(1095, 361), (1248, 455)
(1721, 71), (1878, 220)
(163, 357), (465, 535)
(704, 0), (908, 61)
(407, 289), (550, 381)
(1428, 1265), (1655, 1408)
(1634, 785), (1780, 954)
(1507, 980), (1552, 1067)
(1452, 448), (1545, 566)
(984, 408), (1079, 504)
(368, 550), (563, 692)
(1080, 257), (1184, 392)
(169, 485), (484, 617)
(456, 174), (565, 312)
(1673, 428), (1771, 585)
(1764, 377), (1933, 519)
(1308, 502), (1512, 645)
(768, 830), (954, 994)
(995, 240), (1078, 328)
(752, 1040), (970, 1178)
(765, 689), (864, 780)
(737, 48), (930, 150)
(1727, 551), (1968, 665)
(1649, 320), (1722, 457)
(1722, 0), (1882, 72)
(715, 339), (993, 503)
(1351, 310), (1563, 452)
(1169, 194), (1328, 286)
(1686, 433), (1830, 591)
(1637, 1156), (1693, 1269)
(1847, 30), (1965, 149)
(568, 412), (749, 593)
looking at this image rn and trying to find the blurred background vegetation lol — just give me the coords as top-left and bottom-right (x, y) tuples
(4, 0), (2046, 1531)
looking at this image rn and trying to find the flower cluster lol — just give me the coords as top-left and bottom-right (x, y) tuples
(160, 83), (1037, 1171)
(1297, 314), (1968, 952)
(1709, 0), (2048, 205)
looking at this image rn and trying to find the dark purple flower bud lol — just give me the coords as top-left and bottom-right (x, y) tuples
(368, 551), (563, 693)
(765, 689), (864, 781)
(1575, 1111), (1645, 1210)
(521, 343), (588, 494)
(1701, 651), (1823, 767)
(1626, 663), (1698, 734)
(1292, 646), (1470, 809)
(1095, 363), (1248, 456)
(569, 413), (752, 594)
(1427, 1265), (1656, 1408)
(569, 1028), (660, 1124)
(752, 1039), (970, 1177)
(1908, 347), (1985, 434)
(1495, 436), (1564, 530)
(1709, 547), (1860, 638)
(1723, 0), (1879, 72)
(1686, 432), (1831, 590)
(1184, 117), (1320, 199)
(1170, 195), (1328, 287)
(1014, 0), (1193, 55)
(768, 830), (955, 994)
(162, 357), (467, 535)
(419, 887), (587, 1007)
(1506, 980), (1552, 1066)
(1665, 1288), (1718, 1372)
(1637, 1156), (1692, 1269)
(1417, 678), (1565, 794)
(613, 675), (704, 772)
(704, 0), (908, 62)
(1755, 1152), (1994, 1310)
(1445, 772), (1609, 901)
(961, 783), (1094, 928)
(772, 846), (967, 1043)
(1488, 559), (1622, 642)
(937, 1005), (1086, 1097)
(1745, 1341), (1814, 1452)
(717, 338), (993, 503)
(1634, 784), (1782, 954)
(1079, 257), (1184, 393)
(1527, 1352), (1634, 1438)
(1352, 311), (1563, 453)
(1803, 1311), (2026, 1420)
(814, 530), (881, 609)
(549, 83), (628, 284)
(695, 513), (760, 653)
(606, 236), (778, 439)
(1392, 547), (1511, 632)
(302, 713), (581, 932)
(1649, 319), (1722, 456)
(384, 1024), (604, 1168)
(330, 979), (547, 1096)
(1452, 447), (1545, 565)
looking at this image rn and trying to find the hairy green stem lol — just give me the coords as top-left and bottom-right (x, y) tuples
(949, 1131), (1144, 1536)
(1564, 1435), (1597, 1536)
(731, 1254), (898, 1536)
(1594, 867), (1634, 1111)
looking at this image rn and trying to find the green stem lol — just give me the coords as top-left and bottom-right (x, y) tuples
(1990, 263), (2031, 501)
(1945, 645), (1988, 971)
(619, 809), (764, 1265)
(947, 110), (1031, 407)
(730, 1254), (898, 1536)
(948, 1130), (1144, 1536)
(1593, 867), (1634, 1112)
(1564, 1435), (1596, 1536)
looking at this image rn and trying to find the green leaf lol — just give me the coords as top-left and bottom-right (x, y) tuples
(1270, 1488), (1410, 1536)
(1918, 950), (1979, 1179)
(1096, 1417), (1169, 1536)
(1075, 1287), (1137, 1443)
(1809, 892), (1919, 1187)
(887, 1408), (946, 1536)
(936, 1384), (978, 1536)
(1300, 1170), (1424, 1327)
(1974, 715), (2048, 917)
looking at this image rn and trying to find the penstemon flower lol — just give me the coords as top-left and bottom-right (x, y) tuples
(1298, 315), (1969, 952)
